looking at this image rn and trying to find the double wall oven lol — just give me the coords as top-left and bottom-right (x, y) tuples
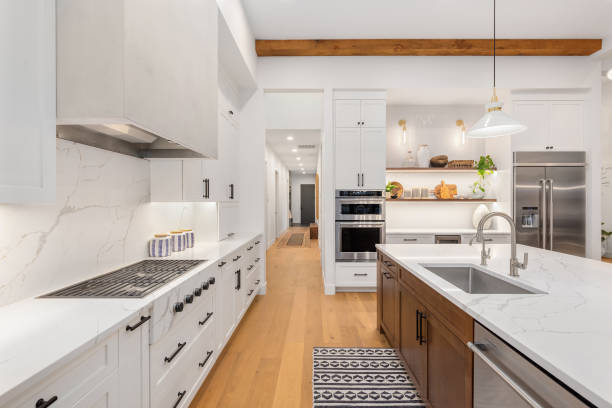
(335, 190), (385, 261)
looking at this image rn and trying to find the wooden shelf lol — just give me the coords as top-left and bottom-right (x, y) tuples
(386, 167), (495, 173)
(386, 198), (497, 203)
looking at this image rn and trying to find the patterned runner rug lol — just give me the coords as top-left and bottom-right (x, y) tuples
(313, 347), (426, 407)
(286, 233), (305, 246)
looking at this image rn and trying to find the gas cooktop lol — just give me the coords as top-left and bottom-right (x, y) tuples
(41, 259), (206, 298)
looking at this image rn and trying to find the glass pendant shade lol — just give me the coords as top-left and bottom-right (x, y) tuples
(467, 100), (527, 139)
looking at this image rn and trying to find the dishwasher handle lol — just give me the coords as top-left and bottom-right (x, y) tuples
(468, 342), (543, 408)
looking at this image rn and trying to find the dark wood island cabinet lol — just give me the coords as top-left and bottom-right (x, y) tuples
(377, 250), (474, 408)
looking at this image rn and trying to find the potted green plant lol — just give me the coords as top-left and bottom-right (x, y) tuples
(602, 223), (611, 256)
(471, 155), (496, 198)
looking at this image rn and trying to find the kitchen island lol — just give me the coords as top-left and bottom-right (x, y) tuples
(376, 243), (612, 408)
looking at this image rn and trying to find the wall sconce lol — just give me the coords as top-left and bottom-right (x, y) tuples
(398, 119), (407, 145)
(456, 119), (466, 145)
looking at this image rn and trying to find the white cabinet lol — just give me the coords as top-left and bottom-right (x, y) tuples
(385, 234), (436, 244)
(461, 233), (510, 244)
(0, 0), (56, 203)
(335, 128), (362, 189)
(119, 313), (150, 408)
(511, 100), (583, 151)
(360, 128), (387, 189)
(334, 100), (386, 128)
(218, 202), (240, 241)
(57, 0), (218, 157)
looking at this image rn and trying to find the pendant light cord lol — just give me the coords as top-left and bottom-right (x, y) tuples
(493, 0), (496, 89)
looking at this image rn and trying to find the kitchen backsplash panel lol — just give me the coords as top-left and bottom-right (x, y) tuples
(0, 139), (217, 307)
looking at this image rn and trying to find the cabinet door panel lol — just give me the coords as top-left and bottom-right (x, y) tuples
(182, 159), (205, 202)
(361, 100), (386, 128)
(335, 128), (362, 189)
(426, 313), (472, 408)
(360, 128), (386, 189)
(399, 286), (427, 394)
(335, 100), (361, 128)
(511, 101), (549, 151)
(217, 111), (239, 201)
(549, 101), (583, 150)
(381, 269), (398, 347)
(221, 264), (236, 344)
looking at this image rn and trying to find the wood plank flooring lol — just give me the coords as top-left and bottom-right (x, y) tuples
(190, 227), (388, 408)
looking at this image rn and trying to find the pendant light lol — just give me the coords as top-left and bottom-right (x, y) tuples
(467, 0), (527, 139)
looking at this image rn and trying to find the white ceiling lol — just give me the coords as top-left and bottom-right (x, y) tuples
(266, 129), (321, 173)
(243, 0), (612, 40)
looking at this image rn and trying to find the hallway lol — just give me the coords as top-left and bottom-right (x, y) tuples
(190, 227), (388, 407)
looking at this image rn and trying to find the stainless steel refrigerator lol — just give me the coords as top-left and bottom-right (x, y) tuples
(513, 151), (586, 257)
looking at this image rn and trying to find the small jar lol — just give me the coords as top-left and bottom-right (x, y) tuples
(416, 145), (431, 168)
(149, 234), (172, 257)
(182, 229), (195, 248)
(411, 187), (421, 199)
(170, 230), (186, 252)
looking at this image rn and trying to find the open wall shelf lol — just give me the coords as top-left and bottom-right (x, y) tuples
(386, 198), (497, 203)
(386, 167), (496, 173)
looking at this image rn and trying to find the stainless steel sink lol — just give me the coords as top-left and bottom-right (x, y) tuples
(420, 264), (543, 294)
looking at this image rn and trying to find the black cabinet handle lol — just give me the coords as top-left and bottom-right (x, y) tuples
(235, 270), (241, 290)
(255, 240), (261, 245)
(36, 396), (58, 408)
(199, 312), (213, 326)
(228, 110), (234, 116)
(247, 246), (253, 251)
(416, 310), (420, 341)
(164, 342), (187, 363)
(218, 261), (226, 267)
(208, 277), (216, 285)
(202, 178), (210, 199)
(247, 265), (254, 271)
(382, 272), (392, 279)
(126, 315), (151, 332)
(255, 280), (260, 284)
(419, 312), (427, 345)
(247, 289), (254, 296)
(229, 183), (235, 200)
(233, 255), (241, 262)
(198, 350), (214, 368)
(383, 261), (394, 267)
(354, 273), (368, 277)
(255, 257), (261, 262)
(173, 391), (186, 408)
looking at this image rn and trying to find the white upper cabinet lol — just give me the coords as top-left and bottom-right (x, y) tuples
(334, 94), (387, 190)
(511, 100), (584, 151)
(0, 0), (56, 203)
(57, 0), (218, 158)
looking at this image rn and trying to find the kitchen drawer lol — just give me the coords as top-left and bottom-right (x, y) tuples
(461, 233), (510, 244)
(379, 252), (399, 274)
(150, 295), (213, 387)
(245, 271), (261, 306)
(336, 263), (376, 287)
(6, 332), (118, 408)
(151, 320), (215, 408)
(386, 234), (435, 244)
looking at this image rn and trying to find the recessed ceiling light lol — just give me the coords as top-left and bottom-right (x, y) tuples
(299, 163), (304, 166)
(286, 135), (294, 141)
(292, 148), (298, 153)
(296, 157), (301, 160)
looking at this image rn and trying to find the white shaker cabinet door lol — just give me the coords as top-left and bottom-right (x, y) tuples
(182, 159), (205, 202)
(334, 100), (362, 128)
(360, 128), (387, 189)
(511, 101), (550, 150)
(0, 0), (56, 203)
(549, 101), (583, 150)
(335, 128), (362, 189)
(360, 100), (386, 128)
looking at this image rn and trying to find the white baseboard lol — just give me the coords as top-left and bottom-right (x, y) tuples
(258, 282), (267, 295)
(324, 283), (336, 295)
(335, 287), (376, 293)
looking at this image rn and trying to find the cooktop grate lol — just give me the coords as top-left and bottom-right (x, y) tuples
(41, 259), (206, 298)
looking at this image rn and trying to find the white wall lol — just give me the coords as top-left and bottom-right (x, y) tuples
(265, 145), (290, 248)
(216, 0), (257, 80)
(256, 55), (603, 292)
(264, 92), (324, 129)
(602, 81), (612, 256)
(0, 140), (218, 306)
(290, 173), (316, 225)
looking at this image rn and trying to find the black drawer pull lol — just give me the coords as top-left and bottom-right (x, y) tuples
(255, 240), (261, 245)
(173, 391), (186, 408)
(164, 342), (187, 363)
(199, 312), (213, 326)
(416, 310), (420, 341)
(255, 280), (260, 284)
(126, 315), (151, 332)
(247, 246), (254, 251)
(419, 312), (427, 345)
(247, 265), (254, 271)
(247, 289), (254, 296)
(382, 272), (392, 279)
(198, 350), (214, 368)
(218, 261), (227, 267)
(383, 261), (394, 267)
(255, 258), (261, 263)
(233, 255), (241, 262)
(354, 273), (368, 277)
(36, 396), (58, 408)
(235, 270), (241, 290)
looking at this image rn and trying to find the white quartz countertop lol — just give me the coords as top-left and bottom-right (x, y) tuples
(376, 243), (612, 408)
(386, 227), (509, 235)
(0, 233), (261, 405)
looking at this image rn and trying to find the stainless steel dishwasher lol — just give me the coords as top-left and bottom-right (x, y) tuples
(470, 322), (592, 408)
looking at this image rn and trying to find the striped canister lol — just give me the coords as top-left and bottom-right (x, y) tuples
(149, 234), (172, 257)
(170, 230), (186, 252)
(182, 229), (195, 248)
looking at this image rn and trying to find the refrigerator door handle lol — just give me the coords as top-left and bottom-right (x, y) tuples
(547, 179), (554, 251)
(539, 179), (547, 250)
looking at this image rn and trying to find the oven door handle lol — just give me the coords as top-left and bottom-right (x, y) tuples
(336, 221), (385, 227)
(468, 342), (543, 408)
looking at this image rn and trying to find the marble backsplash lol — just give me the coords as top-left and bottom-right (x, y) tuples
(0, 139), (218, 307)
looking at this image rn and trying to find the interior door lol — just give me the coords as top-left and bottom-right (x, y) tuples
(334, 100), (361, 127)
(360, 100), (386, 128)
(335, 128), (362, 189)
(300, 184), (315, 225)
(399, 285), (427, 395)
(514, 166), (546, 250)
(360, 128), (387, 189)
(546, 166), (586, 257)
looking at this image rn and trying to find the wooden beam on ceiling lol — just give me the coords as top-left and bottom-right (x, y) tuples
(255, 39), (602, 57)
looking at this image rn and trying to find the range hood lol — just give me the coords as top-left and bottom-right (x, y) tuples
(56, 124), (205, 159)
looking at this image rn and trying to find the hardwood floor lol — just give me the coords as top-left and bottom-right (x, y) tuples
(190, 227), (388, 408)
(603, 257), (612, 264)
